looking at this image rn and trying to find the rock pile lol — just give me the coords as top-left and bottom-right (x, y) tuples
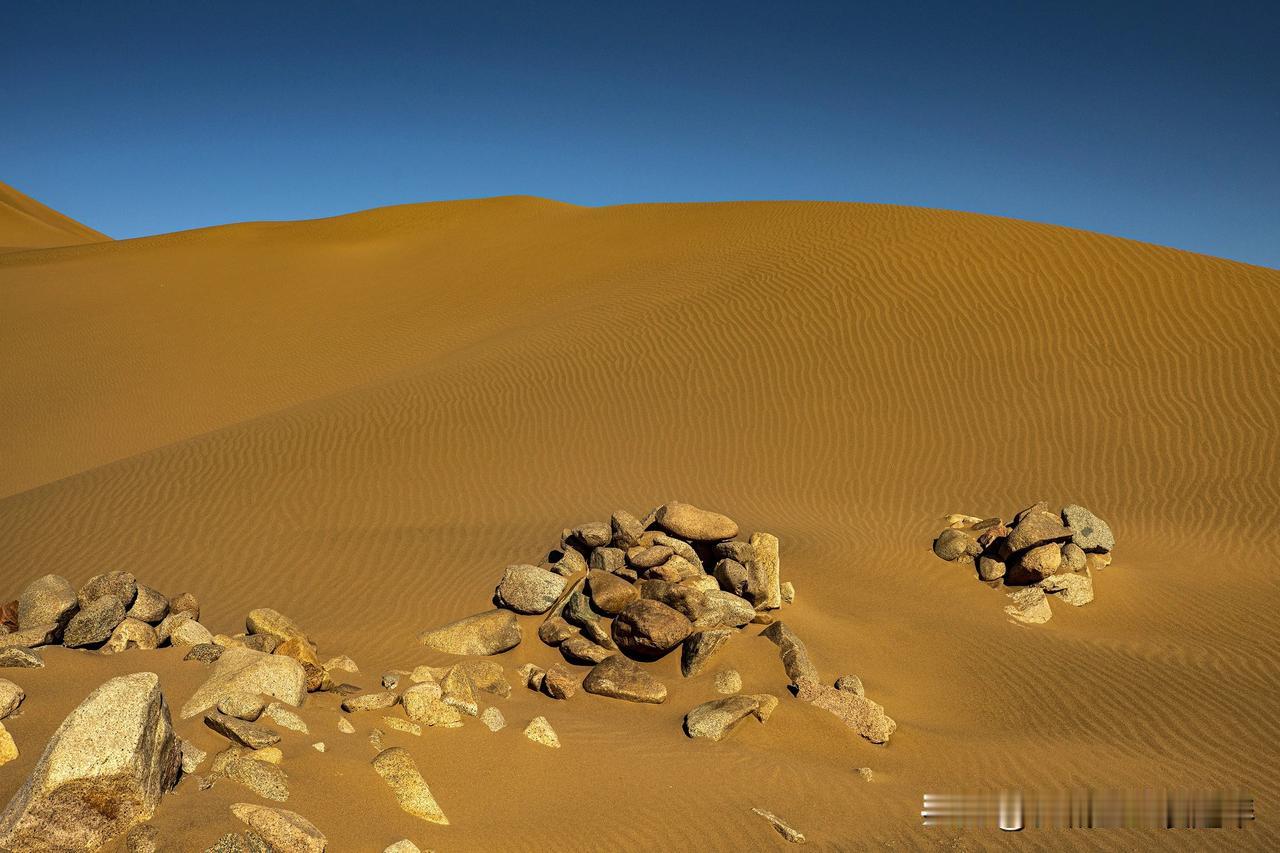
(932, 502), (1115, 624)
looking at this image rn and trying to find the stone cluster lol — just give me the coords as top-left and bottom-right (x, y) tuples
(932, 502), (1115, 624)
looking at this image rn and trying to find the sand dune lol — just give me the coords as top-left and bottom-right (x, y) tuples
(1, 195), (1277, 849)
(0, 180), (108, 253)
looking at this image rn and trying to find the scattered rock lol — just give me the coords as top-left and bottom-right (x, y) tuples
(323, 655), (358, 674)
(780, 581), (796, 604)
(440, 667), (479, 716)
(537, 615), (575, 646)
(1062, 505), (1115, 552)
(181, 647), (307, 719)
(312, 742), (325, 752)
(382, 717), (422, 736)
(1004, 586), (1053, 624)
(714, 669), (742, 694)
(337, 718), (355, 734)
(16, 575), (77, 631)
(372, 747), (449, 825)
(612, 599), (692, 660)
(263, 702), (309, 734)
(856, 767), (874, 781)
(655, 502), (738, 541)
(582, 655), (668, 704)
(342, 692), (399, 714)
(681, 628), (733, 677)
(751, 808), (805, 844)
(481, 706), (506, 732)
(384, 841), (421, 853)
(206, 713), (281, 749)
(760, 621), (819, 687)
(523, 716), (560, 748)
(230, 803), (326, 853)
(542, 663), (578, 700)
(796, 680), (897, 744)
(0, 648), (42, 668)
(0, 679), (23, 720)
(62, 595), (126, 648)
(1039, 571), (1094, 606)
(587, 570), (639, 615)
(684, 695), (766, 741)
(932, 528), (981, 561)
(0, 672), (180, 850)
(495, 565), (567, 615)
(417, 609), (522, 656)
(750, 532), (782, 609)
(452, 659), (512, 697)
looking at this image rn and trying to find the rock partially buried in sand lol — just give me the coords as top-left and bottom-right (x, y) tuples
(681, 628), (733, 677)
(1004, 586), (1053, 624)
(0, 647), (43, 668)
(655, 502), (739, 541)
(684, 695), (767, 742)
(751, 808), (806, 844)
(181, 646), (307, 719)
(1038, 571), (1094, 606)
(582, 655), (668, 704)
(541, 663), (579, 699)
(795, 680), (897, 744)
(1061, 504), (1115, 552)
(494, 564), (567, 615)
(523, 716), (560, 748)
(0, 625), (58, 651)
(759, 621), (820, 687)
(205, 712), (282, 750)
(342, 691), (399, 714)
(372, 747), (449, 825)
(417, 609), (522, 656)
(0, 679), (23, 720)
(246, 608), (309, 644)
(0, 723), (16, 767)
(560, 634), (613, 665)
(0, 671), (181, 851)
(230, 803), (326, 853)
(16, 574), (77, 631)
(481, 706), (507, 732)
(714, 669), (743, 694)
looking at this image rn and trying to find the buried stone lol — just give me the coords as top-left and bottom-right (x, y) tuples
(417, 609), (522, 656)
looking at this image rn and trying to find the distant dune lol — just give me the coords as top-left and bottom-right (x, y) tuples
(1, 192), (1276, 850)
(0, 180), (108, 253)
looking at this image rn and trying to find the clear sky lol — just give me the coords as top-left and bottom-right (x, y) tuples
(3, 1), (1277, 267)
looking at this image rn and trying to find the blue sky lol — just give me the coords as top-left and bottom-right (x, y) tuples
(3, 1), (1277, 267)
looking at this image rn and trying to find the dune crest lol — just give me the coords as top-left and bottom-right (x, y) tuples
(0, 180), (108, 254)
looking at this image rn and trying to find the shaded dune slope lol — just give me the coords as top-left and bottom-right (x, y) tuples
(0, 179), (109, 253)
(1, 197), (1278, 850)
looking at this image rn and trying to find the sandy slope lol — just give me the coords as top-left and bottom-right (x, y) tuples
(0, 180), (108, 253)
(1, 197), (1277, 850)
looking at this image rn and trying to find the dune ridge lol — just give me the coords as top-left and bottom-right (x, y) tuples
(0, 180), (109, 253)
(1, 196), (1277, 850)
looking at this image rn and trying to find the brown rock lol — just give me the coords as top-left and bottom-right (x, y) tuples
(205, 713), (281, 750)
(63, 595), (126, 648)
(559, 634), (614, 664)
(626, 545), (673, 569)
(77, 571), (137, 609)
(760, 621), (819, 687)
(581, 655), (668, 704)
(537, 615), (575, 646)
(17, 575), (77, 631)
(610, 510), (645, 549)
(571, 521), (612, 549)
(587, 571), (638, 616)
(1006, 502), (1074, 552)
(126, 585), (170, 625)
(588, 547), (626, 573)
(541, 663), (578, 700)
(611, 599), (693, 660)
(681, 628), (733, 677)
(168, 592), (200, 620)
(655, 502), (738, 541)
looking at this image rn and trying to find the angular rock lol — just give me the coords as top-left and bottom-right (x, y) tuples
(0, 624), (58, 651)
(323, 655), (358, 674)
(588, 547), (626, 573)
(62, 595), (126, 647)
(587, 570), (638, 616)
(218, 692), (267, 721)
(77, 571), (137, 609)
(382, 717), (421, 736)
(230, 803), (326, 853)
(713, 541), (756, 563)
(206, 712), (281, 750)
(342, 691), (399, 713)
(537, 615), (575, 646)
(372, 747), (449, 825)
(452, 659), (512, 697)
(0, 672), (180, 850)
(610, 510), (645, 549)
(180, 738), (207, 774)
(562, 587), (616, 649)
(749, 532), (782, 610)
(693, 590), (755, 630)
(127, 586), (169, 624)
(0, 648), (43, 668)
(932, 528), (981, 561)
(402, 693), (462, 728)
(1006, 502), (1074, 553)
(0, 722), (15, 766)
(751, 693), (779, 721)
(541, 663), (578, 700)
(168, 592), (200, 620)
(224, 755), (289, 802)
(647, 533), (704, 571)
(480, 707), (506, 732)
(384, 841), (420, 853)
(523, 716), (560, 748)
(186, 643), (225, 663)
(572, 521), (612, 548)
(440, 668), (478, 716)
(0, 679), (23, 720)
(417, 609), (522, 656)
(760, 621), (820, 688)
(542, 544), (588, 577)
(495, 565), (566, 615)
(1060, 542), (1087, 573)
(1062, 504), (1115, 552)
(17, 575), (77, 631)
(560, 634), (613, 664)
(582, 655), (667, 704)
(655, 502), (738, 541)
(751, 808), (806, 844)
(155, 612), (193, 645)
(263, 702), (308, 734)
(103, 618), (159, 654)
(612, 599), (692, 660)
(780, 581), (795, 604)
(1004, 586), (1053, 624)
(1039, 571), (1094, 606)
(181, 647), (307, 719)
(681, 628), (733, 677)
(684, 695), (763, 741)
(796, 680), (897, 743)
(246, 608), (308, 644)
(715, 669), (743, 694)
(977, 555), (1006, 582)
(170, 618), (214, 648)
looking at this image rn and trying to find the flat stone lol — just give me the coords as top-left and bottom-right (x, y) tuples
(932, 528), (981, 561)
(206, 713), (281, 749)
(337, 718), (355, 734)
(0, 625), (57, 651)
(560, 634), (613, 664)
(714, 669), (743, 694)
(62, 595), (126, 648)
(655, 502), (738, 541)
(1062, 505), (1115, 552)
(0, 648), (43, 668)
(382, 717), (421, 736)
(0, 679), (23, 720)
(495, 565), (566, 615)
(417, 609), (522, 656)
(261, 703), (307, 733)
(627, 545), (673, 569)
(440, 668), (478, 716)
(185, 643), (225, 663)
(0, 672), (181, 850)
(1006, 502), (1074, 553)
(796, 680), (897, 743)
(684, 695), (763, 741)
(452, 659), (511, 697)
(126, 586), (169, 624)
(372, 747), (449, 825)
(182, 647), (306, 719)
(537, 615), (575, 646)
(693, 590), (755, 629)
(224, 756), (289, 802)
(587, 570), (638, 616)
(612, 599), (692, 660)
(523, 716), (560, 748)
(1039, 571), (1094, 606)
(342, 691), (399, 713)
(760, 621), (820, 687)
(681, 628), (733, 677)
(749, 532), (782, 609)
(541, 663), (578, 700)
(103, 618), (159, 654)
(246, 608), (308, 644)
(17, 575), (77, 631)
(217, 692), (267, 721)
(401, 692), (462, 728)
(77, 571), (137, 609)
(582, 655), (668, 704)
(323, 655), (359, 674)
(751, 808), (805, 844)
(230, 803), (326, 853)
(1004, 586), (1053, 624)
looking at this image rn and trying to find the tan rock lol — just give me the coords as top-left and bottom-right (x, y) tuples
(582, 655), (667, 704)
(77, 571), (137, 609)
(341, 691), (398, 713)
(1039, 571), (1094, 606)
(684, 695), (764, 741)
(523, 716), (560, 748)
(0, 626), (57, 651)
(246, 608), (308, 645)
(181, 647), (307, 719)
(0, 647), (43, 667)
(0, 679), (24, 720)
(495, 564), (567, 615)
(263, 702), (308, 734)
(655, 502), (738, 541)
(760, 621), (820, 687)
(749, 532), (782, 609)
(205, 712), (281, 750)
(1004, 586), (1053, 624)
(16, 575), (77, 631)
(0, 722), (16, 766)
(681, 628), (733, 677)
(230, 803), (326, 853)
(218, 692), (267, 721)
(796, 680), (897, 743)
(382, 717), (422, 736)
(170, 618), (215, 648)
(417, 609), (522, 656)
(751, 808), (805, 844)
(587, 570), (639, 615)
(372, 747), (449, 825)
(103, 618), (160, 654)
(168, 592), (200, 620)
(126, 585), (169, 624)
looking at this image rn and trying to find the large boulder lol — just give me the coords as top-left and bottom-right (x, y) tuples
(16, 575), (77, 631)
(494, 565), (566, 615)
(1061, 505), (1115, 552)
(181, 647), (307, 719)
(62, 595), (126, 647)
(611, 600), (692, 660)
(0, 672), (181, 851)
(655, 502), (738, 541)
(582, 655), (668, 704)
(417, 609), (522, 656)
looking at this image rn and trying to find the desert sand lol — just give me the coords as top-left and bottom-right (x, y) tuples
(1, 190), (1278, 850)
